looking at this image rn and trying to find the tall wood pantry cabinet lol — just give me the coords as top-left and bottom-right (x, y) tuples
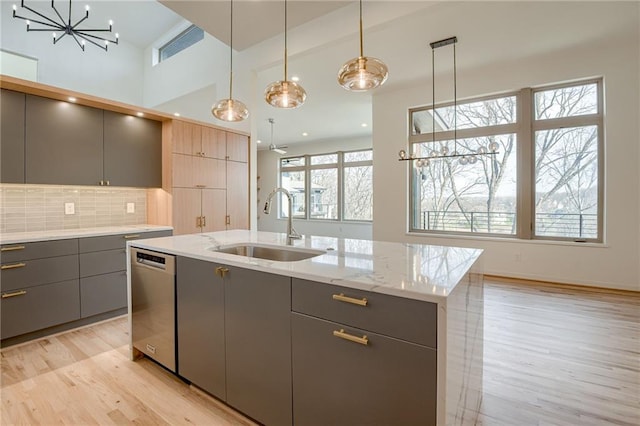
(169, 120), (249, 235)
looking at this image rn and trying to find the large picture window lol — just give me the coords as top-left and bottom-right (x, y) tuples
(409, 79), (603, 242)
(279, 150), (373, 222)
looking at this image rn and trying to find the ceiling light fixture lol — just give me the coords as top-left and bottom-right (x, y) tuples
(398, 36), (498, 166)
(67, 97), (77, 102)
(212, 0), (249, 122)
(337, 0), (388, 92)
(264, 0), (306, 109)
(12, 0), (119, 52)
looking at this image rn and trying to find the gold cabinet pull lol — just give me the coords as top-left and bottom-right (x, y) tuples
(196, 216), (202, 228)
(1, 290), (27, 299)
(332, 293), (368, 307)
(195, 184), (206, 188)
(1, 262), (26, 270)
(333, 329), (368, 346)
(215, 266), (229, 277)
(1, 245), (25, 252)
(225, 215), (231, 226)
(202, 216), (206, 227)
(123, 234), (141, 239)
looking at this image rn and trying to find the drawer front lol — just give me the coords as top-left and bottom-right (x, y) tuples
(292, 313), (436, 426)
(79, 249), (125, 277)
(0, 239), (78, 263)
(0, 255), (79, 291)
(292, 278), (437, 348)
(80, 271), (127, 318)
(1, 279), (80, 339)
(79, 230), (172, 253)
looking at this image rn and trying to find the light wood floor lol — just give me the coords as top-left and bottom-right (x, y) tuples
(1, 279), (639, 425)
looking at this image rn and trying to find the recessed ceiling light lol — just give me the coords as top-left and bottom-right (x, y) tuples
(68, 97), (77, 102)
(302, 132), (308, 136)
(136, 112), (144, 117)
(361, 123), (368, 127)
(174, 112), (181, 117)
(257, 139), (262, 144)
(291, 76), (300, 82)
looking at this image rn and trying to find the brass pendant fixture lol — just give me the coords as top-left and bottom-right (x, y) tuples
(264, 0), (306, 109)
(337, 0), (388, 91)
(212, 0), (249, 122)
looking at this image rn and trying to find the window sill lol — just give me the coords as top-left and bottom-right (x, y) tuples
(405, 231), (608, 248)
(276, 218), (372, 225)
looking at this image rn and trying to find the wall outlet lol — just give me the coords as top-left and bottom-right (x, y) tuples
(126, 202), (135, 213)
(64, 202), (75, 215)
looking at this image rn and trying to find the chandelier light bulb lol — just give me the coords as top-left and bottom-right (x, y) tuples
(477, 146), (487, 155)
(468, 155), (478, 165)
(398, 149), (406, 159)
(459, 156), (469, 166)
(13, 4), (17, 11)
(488, 141), (499, 152)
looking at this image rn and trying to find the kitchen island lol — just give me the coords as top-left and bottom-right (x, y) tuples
(127, 230), (484, 426)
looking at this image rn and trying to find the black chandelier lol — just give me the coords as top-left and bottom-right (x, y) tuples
(12, 0), (119, 52)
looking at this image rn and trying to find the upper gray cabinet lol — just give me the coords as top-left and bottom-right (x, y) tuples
(25, 94), (104, 186)
(103, 110), (162, 188)
(1, 89), (26, 183)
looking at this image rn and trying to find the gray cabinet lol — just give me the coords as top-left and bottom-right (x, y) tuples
(103, 110), (162, 188)
(1, 239), (80, 340)
(1, 89), (25, 183)
(224, 267), (292, 426)
(79, 230), (172, 319)
(25, 94), (104, 185)
(176, 256), (226, 400)
(291, 278), (438, 426)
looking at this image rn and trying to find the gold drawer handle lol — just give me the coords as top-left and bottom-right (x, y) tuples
(2, 290), (27, 299)
(332, 293), (368, 307)
(195, 184), (206, 188)
(124, 234), (141, 239)
(1, 245), (25, 252)
(215, 266), (229, 277)
(333, 329), (368, 346)
(1, 263), (26, 270)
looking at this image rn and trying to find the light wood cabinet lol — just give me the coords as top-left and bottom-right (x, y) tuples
(167, 119), (249, 235)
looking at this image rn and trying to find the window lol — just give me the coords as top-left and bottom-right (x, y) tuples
(409, 79), (603, 242)
(278, 150), (373, 221)
(158, 25), (204, 62)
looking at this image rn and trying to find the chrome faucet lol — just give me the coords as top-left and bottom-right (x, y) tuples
(263, 188), (301, 245)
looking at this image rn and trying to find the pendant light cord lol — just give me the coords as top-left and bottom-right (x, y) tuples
(359, 0), (364, 58)
(453, 43), (457, 154)
(431, 46), (435, 149)
(284, 0), (288, 81)
(229, 0), (234, 99)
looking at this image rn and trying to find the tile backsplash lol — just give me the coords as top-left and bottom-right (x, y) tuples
(0, 184), (147, 233)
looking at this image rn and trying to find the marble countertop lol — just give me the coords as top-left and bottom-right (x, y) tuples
(0, 224), (173, 244)
(129, 230), (483, 303)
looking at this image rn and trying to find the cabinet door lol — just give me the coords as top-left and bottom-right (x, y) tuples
(172, 121), (201, 155)
(226, 160), (248, 230)
(171, 188), (202, 235)
(226, 133), (248, 163)
(292, 313), (437, 426)
(198, 158), (226, 189)
(201, 127), (226, 159)
(80, 271), (127, 318)
(172, 154), (198, 188)
(201, 189), (226, 232)
(176, 256), (226, 400)
(225, 268), (292, 426)
(103, 110), (162, 187)
(1, 89), (25, 183)
(1, 279), (80, 339)
(25, 95), (103, 185)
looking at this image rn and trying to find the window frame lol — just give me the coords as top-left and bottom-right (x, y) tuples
(407, 78), (603, 243)
(278, 149), (373, 222)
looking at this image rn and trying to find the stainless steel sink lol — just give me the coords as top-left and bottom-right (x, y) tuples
(211, 243), (325, 262)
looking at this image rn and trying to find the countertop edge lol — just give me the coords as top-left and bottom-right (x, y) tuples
(0, 225), (174, 244)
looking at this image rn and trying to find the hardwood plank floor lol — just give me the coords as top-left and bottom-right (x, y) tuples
(1, 279), (638, 425)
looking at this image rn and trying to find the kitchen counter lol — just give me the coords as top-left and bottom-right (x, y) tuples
(0, 224), (173, 245)
(128, 229), (482, 303)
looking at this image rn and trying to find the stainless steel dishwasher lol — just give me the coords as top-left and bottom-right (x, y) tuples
(131, 247), (176, 372)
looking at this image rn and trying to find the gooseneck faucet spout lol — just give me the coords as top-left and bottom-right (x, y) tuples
(263, 187), (301, 245)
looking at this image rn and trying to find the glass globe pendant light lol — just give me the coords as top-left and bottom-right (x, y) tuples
(337, 0), (388, 91)
(212, 0), (249, 122)
(264, 0), (306, 108)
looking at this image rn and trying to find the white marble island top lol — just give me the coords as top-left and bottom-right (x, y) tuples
(128, 230), (483, 303)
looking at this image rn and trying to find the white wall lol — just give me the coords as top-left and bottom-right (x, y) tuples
(373, 2), (640, 291)
(257, 136), (373, 239)
(1, 6), (144, 105)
